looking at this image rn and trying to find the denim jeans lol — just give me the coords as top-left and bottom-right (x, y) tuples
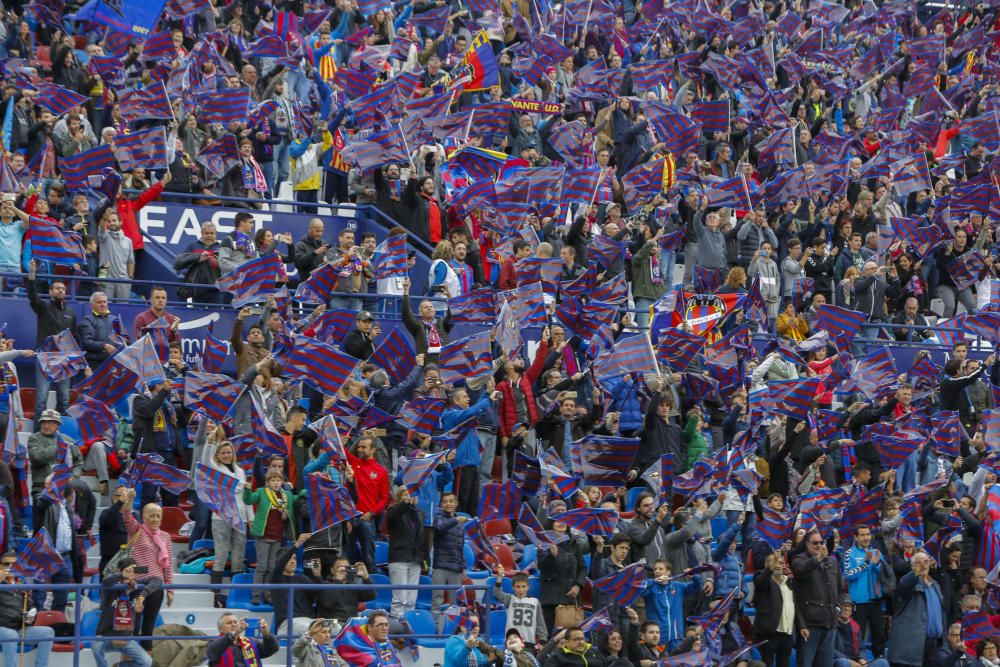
(33, 555), (72, 611)
(328, 295), (362, 313)
(852, 320), (883, 357)
(348, 518), (376, 571)
(92, 638), (152, 667)
(0, 625), (53, 667)
(33, 359), (71, 428)
(477, 430), (497, 486)
(388, 561), (421, 619)
(797, 625), (836, 667)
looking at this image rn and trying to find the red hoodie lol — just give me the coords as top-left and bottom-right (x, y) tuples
(116, 181), (165, 251)
(347, 452), (389, 515)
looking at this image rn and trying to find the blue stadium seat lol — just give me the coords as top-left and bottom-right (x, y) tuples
(244, 540), (257, 568)
(487, 609), (507, 646)
(710, 516), (729, 538)
(226, 572), (273, 612)
(369, 573), (392, 611)
(520, 544), (537, 570)
(374, 541), (389, 567)
(404, 609), (448, 648)
(528, 576), (540, 598)
(416, 575), (434, 610)
(625, 486), (647, 511)
(464, 543), (475, 569)
(192, 539), (214, 552)
(80, 610), (100, 649)
(486, 575), (513, 596)
(86, 574), (101, 602)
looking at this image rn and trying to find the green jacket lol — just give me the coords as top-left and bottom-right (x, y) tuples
(243, 486), (306, 540)
(683, 415), (708, 470)
(631, 238), (668, 301)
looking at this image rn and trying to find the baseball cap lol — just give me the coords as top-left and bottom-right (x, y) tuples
(357, 311), (374, 321)
(39, 409), (62, 424)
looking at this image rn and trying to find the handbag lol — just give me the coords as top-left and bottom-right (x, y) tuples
(554, 602), (584, 628)
(103, 530), (140, 578)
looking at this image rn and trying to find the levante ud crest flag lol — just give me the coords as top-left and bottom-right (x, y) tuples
(457, 31), (500, 91)
(651, 291), (743, 341)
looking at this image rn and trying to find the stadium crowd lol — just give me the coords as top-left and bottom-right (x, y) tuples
(0, 0), (1000, 666)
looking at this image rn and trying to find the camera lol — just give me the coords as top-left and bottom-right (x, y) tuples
(345, 565), (357, 576)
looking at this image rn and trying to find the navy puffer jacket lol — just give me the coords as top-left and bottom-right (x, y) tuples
(433, 510), (466, 573)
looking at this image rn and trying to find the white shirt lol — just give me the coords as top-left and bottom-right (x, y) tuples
(55, 502), (73, 553)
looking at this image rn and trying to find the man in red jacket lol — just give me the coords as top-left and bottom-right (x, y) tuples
(114, 173), (170, 253)
(496, 330), (550, 463)
(345, 436), (389, 571)
(497, 239), (531, 290)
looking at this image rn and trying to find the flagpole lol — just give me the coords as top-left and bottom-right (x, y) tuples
(742, 174), (753, 214)
(397, 122), (412, 162)
(638, 16), (668, 56)
(17, 585), (27, 667)
(581, 0), (595, 42)
(590, 167), (605, 206)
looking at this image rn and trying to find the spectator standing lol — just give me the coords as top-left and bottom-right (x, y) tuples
(218, 212), (257, 276)
(401, 278), (453, 361)
(0, 553), (54, 667)
(749, 241), (781, 321)
(441, 384), (496, 515)
(344, 436), (389, 570)
(342, 311), (379, 360)
(243, 470), (303, 606)
(174, 222), (222, 304)
(0, 196), (27, 291)
(538, 517), (587, 635)
(26, 260), (75, 422)
(118, 488), (173, 650)
(792, 529), (842, 667)
(887, 551), (946, 667)
(270, 533), (317, 636)
(841, 525), (892, 659)
(201, 439), (250, 609)
(98, 486), (129, 576)
(385, 487), (425, 621)
(293, 218), (329, 282)
(132, 286), (180, 342)
(97, 210), (134, 300)
(431, 492), (467, 630)
(324, 228), (367, 312)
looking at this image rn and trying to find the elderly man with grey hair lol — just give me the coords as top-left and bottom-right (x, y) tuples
(174, 221), (222, 303)
(886, 551), (946, 667)
(78, 291), (119, 368)
(851, 260), (889, 356)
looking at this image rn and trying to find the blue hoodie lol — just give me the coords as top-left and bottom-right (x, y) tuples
(440, 396), (493, 467)
(641, 575), (701, 644)
(393, 458), (454, 526)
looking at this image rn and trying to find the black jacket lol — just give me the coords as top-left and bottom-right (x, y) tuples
(752, 569), (800, 635)
(633, 416), (684, 477)
(269, 546), (316, 627)
(97, 573), (162, 635)
(312, 572), (376, 622)
(131, 389), (175, 456)
(538, 538), (587, 607)
(342, 328), (376, 361)
(27, 278), (77, 347)
(791, 552), (842, 629)
(293, 235), (328, 281)
(386, 502), (424, 565)
(0, 586), (32, 630)
(99, 500), (129, 562)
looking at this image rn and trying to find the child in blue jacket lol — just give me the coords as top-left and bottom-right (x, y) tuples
(640, 560), (702, 652)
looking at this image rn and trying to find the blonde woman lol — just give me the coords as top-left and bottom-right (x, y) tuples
(201, 438), (252, 608)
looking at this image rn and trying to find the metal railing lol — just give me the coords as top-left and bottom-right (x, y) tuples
(0, 580), (493, 667)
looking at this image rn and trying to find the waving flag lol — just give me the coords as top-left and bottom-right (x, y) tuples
(115, 335), (167, 390)
(947, 251), (989, 292)
(123, 453), (191, 495)
(655, 327), (704, 372)
(41, 463), (73, 504)
(373, 234), (407, 279)
(549, 508), (619, 538)
(196, 87), (250, 124)
(28, 217), (85, 265)
(493, 300), (522, 357)
(479, 480), (521, 522)
(368, 328), (415, 384)
(448, 288), (495, 324)
(398, 396), (446, 436)
(458, 31), (500, 91)
(873, 434), (923, 470)
(398, 451), (448, 496)
(591, 273), (628, 306)
(438, 332), (492, 384)
(199, 329), (229, 373)
(591, 562), (648, 606)
(797, 488), (848, 524)
(114, 125), (169, 171)
(756, 506), (793, 550)
(66, 396), (116, 443)
(37, 329), (86, 381)
(196, 134), (242, 179)
(183, 372), (243, 422)
(195, 463), (245, 530)
(12, 528), (62, 582)
(119, 82), (173, 122)
(574, 435), (641, 486)
(579, 607), (614, 634)
(555, 297), (618, 341)
(75, 356), (138, 405)
(766, 378), (822, 420)
(465, 519), (500, 568)
(852, 346), (898, 400)
(838, 483), (885, 536)
(930, 411), (963, 457)
(283, 335), (359, 396)
(594, 335), (658, 381)
(307, 474), (361, 528)
(34, 82), (88, 116)
(216, 253), (282, 307)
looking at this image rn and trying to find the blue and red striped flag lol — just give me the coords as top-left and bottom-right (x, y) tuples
(119, 83), (173, 123)
(33, 82), (88, 116)
(579, 607), (614, 634)
(587, 234), (624, 271)
(75, 356), (137, 405)
(398, 451), (448, 496)
(497, 282), (547, 327)
(126, 454), (191, 495)
(693, 266), (725, 294)
(66, 396), (116, 443)
(28, 217), (85, 266)
(37, 329), (86, 381)
(115, 336), (166, 389)
(58, 143), (117, 189)
(246, 34), (288, 58)
(554, 297), (618, 341)
(347, 82), (397, 129)
(199, 328), (229, 373)
(982, 410), (1000, 447)
(873, 433), (924, 470)
(283, 335), (359, 396)
(591, 562), (648, 606)
(547, 119), (591, 169)
(814, 304), (866, 343)
(493, 300), (522, 358)
(679, 372), (722, 403)
(307, 473), (360, 528)
(594, 335), (658, 381)
(946, 251), (989, 292)
(196, 134), (242, 179)
(196, 87), (251, 125)
(963, 610), (996, 643)
(756, 506), (793, 550)
(627, 59), (672, 92)
(183, 372), (243, 422)
(11, 527), (63, 582)
(438, 332), (493, 385)
(409, 5), (450, 33)
(574, 435), (641, 486)
(479, 480), (521, 522)
(194, 463), (245, 531)
(644, 102), (703, 155)
(591, 273), (628, 306)
(690, 100), (730, 134)
(852, 346), (898, 400)
(41, 463), (73, 504)
(561, 167), (604, 206)
(891, 153), (932, 196)
(655, 327), (705, 372)
(465, 519), (501, 569)
(756, 127), (797, 169)
(0, 155), (23, 194)
(930, 410), (963, 457)
(838, 483), (886, 537)
(511, 451), (541, 497)
(368, 327), (415, 384)
(797, 488), (848, 524)
(216, 253), (282, 307)
(114, 125), (169, 171)
(310, 415), (348, 465)
(447, 288), (495, 324)
(705, 175), (757, 210)
(373, 234), (407, 279)
(549, 508), (619, 538)
(398, 396), (446, 436)
(333, 68), (377, 100)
